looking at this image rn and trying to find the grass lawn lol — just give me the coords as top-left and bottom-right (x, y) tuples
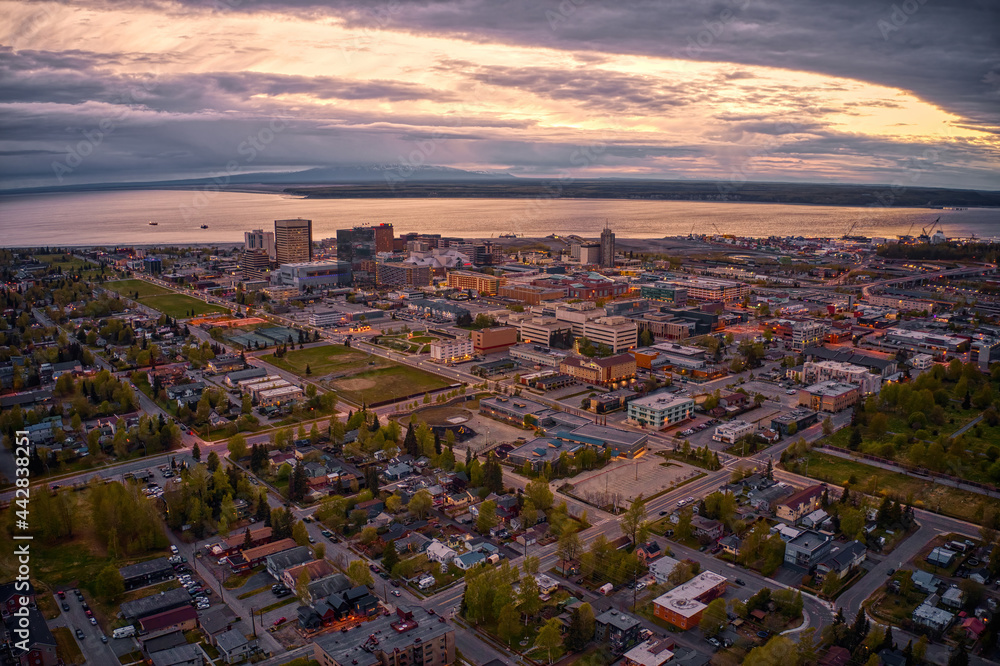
(52, 626), (85, 665)
(139, 293), (229, 318)
(264, 344), (380, 377)
(786, 451), (992, 525)
(105, 279), (174, 299)
(331, 365), (453, 405)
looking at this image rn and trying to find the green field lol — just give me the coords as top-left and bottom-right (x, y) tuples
(106, 279), (174, 298)
(263, 344), (384, 377)
(139, 293), (229, 318)
(330, 365), (453, 405)
(786, 451), (992, 525)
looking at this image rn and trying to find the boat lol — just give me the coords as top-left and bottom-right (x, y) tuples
(200, 224), (209, 229)
(147, 221), (158, 226)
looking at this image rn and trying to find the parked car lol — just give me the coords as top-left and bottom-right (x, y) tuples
(89, 617), (98, 626)
(57, 591), (65, 599)
(391, 590), (401, 597)
(272, 617), (286, 627)
(100, 635), (108, 643)
(734, 578), (746, 586)
(75, 628), (85, 640)
(61, 602), (70, 611)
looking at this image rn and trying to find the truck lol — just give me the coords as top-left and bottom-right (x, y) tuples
(599, 583), (613, 595)
(113, 626), (136, 639)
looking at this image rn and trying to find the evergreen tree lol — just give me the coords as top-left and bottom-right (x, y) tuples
(243, 527), (252, 549)
(255, 490), (270, 522)
(434, 431), (442, 455)
(382, 540), (399, 572)
(192, 441), (201, 462)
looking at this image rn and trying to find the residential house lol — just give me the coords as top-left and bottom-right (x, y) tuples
(635, 541), (662, 562)
(454, 552), (486, 570)
(622, 638), (675, 666)
(0, 581), (34, 615)
(783, 530), (833, 569)
(815, 541), (866, 581)
(911, 570), (941, 595)
(912, 602), (954, 633)
(198, 607), (240, 646)
(719, 535), (742, 557)
(927, 547), (958, 568)
(690, 516), (723, 541)
(941, 586), (964, 609)
(775, 485), (825, 523)
(148, 644), (204, 666)
(216, 628), (255, 664)
(961, 617), (986, 641)
(649, 556), (682, 585)
(426, 540), (458, 564)
(280, 559), (336, 591)
(800, 509), (830, 529)
(534, 574), (559, 595)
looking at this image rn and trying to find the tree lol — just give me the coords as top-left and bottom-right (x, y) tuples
(94, 565), (125, 603)
(524, 478), (554, 511)
(675, 507), (693, 540)
(292, 520), (310, 547)
(227, 434), (248, 461)
(296, 567), (312, 604)
(518, 575), (541, 622)
(744, 636), (797, 666)
(497, 604), (519, 645)
(347, 560), (373, 587)
(948, 644), (969, 666)
(823, 417), (834, 436)
(699, 598), (728, 637)
(913, 635), (928, 663)
(313, 542), (326, 560)
(408, 489), (433, 518)
(476, 500), (498, 534)
(556, 531), (582, 563)
(522, 555), (540, 576)
(620, 495), (648, 545)
(207, 450), (220, 472)
(566, 602), (596, 652)
(382, 540), (399, 572)
(533, 617), (564, 664)
(192, 440), (201, 462)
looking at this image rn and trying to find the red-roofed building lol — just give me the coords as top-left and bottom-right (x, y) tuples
(776, 484), (825, 522)
(961, 617), (986, 640)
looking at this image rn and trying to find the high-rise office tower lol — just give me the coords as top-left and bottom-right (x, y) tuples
(274, 218), (313, 265)
(372, 223), (395, 253)
(244, 229), (275, 259)
(600, 223), (615, 268)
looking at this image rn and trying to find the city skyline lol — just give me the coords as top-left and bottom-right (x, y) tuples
(1, 0), (998, 191)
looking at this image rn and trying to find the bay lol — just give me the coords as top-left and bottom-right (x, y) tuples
(0, 189), (997, 247)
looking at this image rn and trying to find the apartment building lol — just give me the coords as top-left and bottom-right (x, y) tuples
(447, 270), (502, 295)
(797, 381), (860, 413)
(672, 277), (749, 303)
(312, 606), (454, 666)
(498, 283), (565, 305)
(430, 339), (474, 363)
(802, 360), (882, 395)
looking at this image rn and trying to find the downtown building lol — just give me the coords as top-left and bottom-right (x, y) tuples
(600, 225), (616, 268)
(446, 270), (502, 295)
(274, 218), (313, 264)
(802, 360), (882, 395)
(375, 261), (432, 288)
(273, 261), (352, 291)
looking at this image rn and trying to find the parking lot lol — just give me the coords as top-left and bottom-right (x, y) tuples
(569, 453), (702, 506)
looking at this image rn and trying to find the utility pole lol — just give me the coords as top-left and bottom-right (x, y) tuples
(250, 607), (257, 639)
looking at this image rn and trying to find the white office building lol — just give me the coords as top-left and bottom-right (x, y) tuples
(712, 420), (756, 444)
(627, 393), (694, 429)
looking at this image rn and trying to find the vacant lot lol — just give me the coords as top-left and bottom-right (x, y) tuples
(264, 344), (385, 377)
(140, 293), (229, 318)
(52, 627), (84, 665)
(788, 451), (991, 525)
(331, 365), (452, 405)
(570, 455), (701, 507)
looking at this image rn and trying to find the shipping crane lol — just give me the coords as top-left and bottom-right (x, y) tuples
(918, 217), (940, 242)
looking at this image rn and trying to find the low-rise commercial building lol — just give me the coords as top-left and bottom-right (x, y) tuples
(471, 327), (518, 354)
(652, 571), (728, 630)
(498, 284), (565, 305)
(430, 339), (474, 363)
(272, 261), (352, 290)
(712, 420), (755, 444)
(797, 381), (860, 413)
(376, 261), (432, 288)
(560, 353), (636, 386)
(627, 392), (695, 429)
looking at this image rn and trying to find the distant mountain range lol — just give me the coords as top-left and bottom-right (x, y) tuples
(5, 165), (999, 208)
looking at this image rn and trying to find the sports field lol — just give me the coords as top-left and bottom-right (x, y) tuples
(330, 365), (452, 404)
(138, 294), (229, 318)
(262, 344), (385, 377)
(106, 279), (173, 298)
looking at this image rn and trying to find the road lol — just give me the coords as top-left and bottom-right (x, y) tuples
(47, 590), (121, 665)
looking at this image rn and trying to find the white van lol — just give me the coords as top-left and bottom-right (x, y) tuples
(113, 626), (136, 639)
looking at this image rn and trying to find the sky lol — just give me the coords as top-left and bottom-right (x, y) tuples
(1, 0), (998, 190)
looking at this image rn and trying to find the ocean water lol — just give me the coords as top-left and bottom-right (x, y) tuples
(0, 190), (997, 247)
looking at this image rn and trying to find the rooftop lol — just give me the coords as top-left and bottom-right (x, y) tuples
(652, 571), (727, 618)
